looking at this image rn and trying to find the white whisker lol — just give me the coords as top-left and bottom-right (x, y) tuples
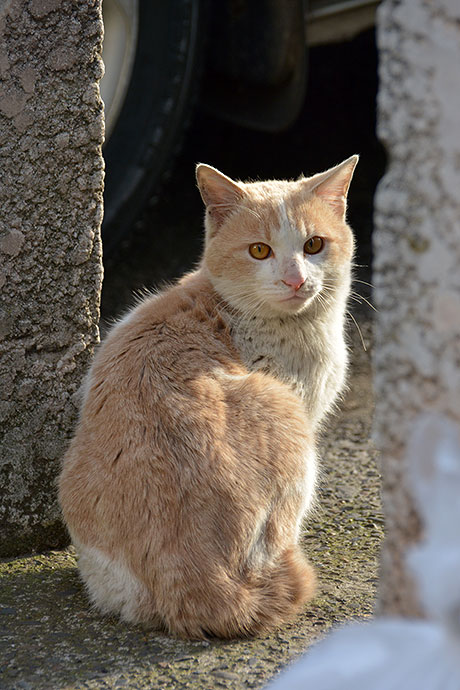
(350, 291), (378, 313)
(353, 278), (375, 289)
(346, 310), (367, 352)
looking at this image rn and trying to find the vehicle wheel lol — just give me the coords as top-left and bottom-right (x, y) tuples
(101, 0), (205, 252)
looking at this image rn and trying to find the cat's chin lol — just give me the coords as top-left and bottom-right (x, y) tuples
(270, 293), (315, 315)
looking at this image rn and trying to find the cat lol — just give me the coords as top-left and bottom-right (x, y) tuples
(58, 155), (358, 639)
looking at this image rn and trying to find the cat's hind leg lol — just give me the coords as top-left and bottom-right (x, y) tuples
(72, 537), (161, 627)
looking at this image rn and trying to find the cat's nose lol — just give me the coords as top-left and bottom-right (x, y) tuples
(282, 276), (306, 291)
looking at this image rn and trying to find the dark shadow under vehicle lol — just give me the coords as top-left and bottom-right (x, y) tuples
(101, 0), (379, 251)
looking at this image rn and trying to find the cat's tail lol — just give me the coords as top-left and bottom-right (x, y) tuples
(151, 545), (316, 640)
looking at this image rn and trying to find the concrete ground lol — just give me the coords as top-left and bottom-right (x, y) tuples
(1, 30), (384, 689)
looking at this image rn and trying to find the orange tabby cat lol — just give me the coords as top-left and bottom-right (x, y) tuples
(59, 156), (358, 639)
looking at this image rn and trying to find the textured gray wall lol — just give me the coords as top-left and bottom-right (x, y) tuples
(374, 1), (460, 615)
(0, 0), (104, 556)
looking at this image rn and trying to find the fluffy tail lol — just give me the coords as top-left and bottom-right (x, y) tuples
(152, 546), (316, 640)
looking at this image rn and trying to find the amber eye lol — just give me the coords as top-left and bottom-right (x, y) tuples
(249, 243), (272, 260)
(304, 236), (324, 255)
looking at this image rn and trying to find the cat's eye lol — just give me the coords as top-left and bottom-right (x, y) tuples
(304, 236), (324, 255)
(249, 243), (272, 260)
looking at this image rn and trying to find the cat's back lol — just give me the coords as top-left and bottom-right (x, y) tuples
(62, 267), (309, 481)
(60, 270), (254, 526)
(60, 267), (313, 556)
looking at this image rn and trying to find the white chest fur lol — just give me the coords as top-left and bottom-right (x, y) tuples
(227, 306), (348, 429)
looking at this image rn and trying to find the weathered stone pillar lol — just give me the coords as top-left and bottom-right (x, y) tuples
(374, 1), (460, 615)
(0, 0), (104, 556)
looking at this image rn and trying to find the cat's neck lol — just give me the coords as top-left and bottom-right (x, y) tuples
(210, 271), (351, 427)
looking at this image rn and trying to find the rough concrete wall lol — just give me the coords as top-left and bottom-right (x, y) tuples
(374, 1), (460, 615)
(0, 0), (104, 556)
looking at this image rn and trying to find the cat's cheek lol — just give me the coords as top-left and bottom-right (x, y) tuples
(324, 232), (354, 266)
(259, 256), (286, 295)
(257, 265), (287, 310)
(261, 260), (279, 285)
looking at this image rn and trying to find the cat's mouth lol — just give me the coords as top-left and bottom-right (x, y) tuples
(272, 282), (323, 312)
(279, 293), (308, 301)
(276, 291), (314, 311)
(279, 285), (317, 303)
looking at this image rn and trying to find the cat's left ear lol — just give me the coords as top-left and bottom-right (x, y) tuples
(306, 155), (359, 219)
(196, 164), (245, 230)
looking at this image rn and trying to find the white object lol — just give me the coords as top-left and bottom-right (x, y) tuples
(268, 414), (460, 690)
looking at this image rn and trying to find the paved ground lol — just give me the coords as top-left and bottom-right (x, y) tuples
(0, 30), (385, 690)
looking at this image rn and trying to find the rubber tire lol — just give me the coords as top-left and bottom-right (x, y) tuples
(102, 0), (205, 252)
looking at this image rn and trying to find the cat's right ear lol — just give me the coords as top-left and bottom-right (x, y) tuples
(196, 164), (244, 232)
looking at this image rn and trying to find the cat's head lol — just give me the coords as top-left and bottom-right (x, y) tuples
(196, 157), (358, 318)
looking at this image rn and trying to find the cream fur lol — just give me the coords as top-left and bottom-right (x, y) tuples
(72, 535), (154, 624)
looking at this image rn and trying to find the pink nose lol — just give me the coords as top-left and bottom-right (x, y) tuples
(282, 276), (305, 291)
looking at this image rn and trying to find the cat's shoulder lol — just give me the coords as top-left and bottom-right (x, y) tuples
(107, 271), (213, 338)
(94, 270), (230, 372)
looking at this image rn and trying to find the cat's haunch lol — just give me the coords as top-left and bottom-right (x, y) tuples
(59, 157), (358, 639)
